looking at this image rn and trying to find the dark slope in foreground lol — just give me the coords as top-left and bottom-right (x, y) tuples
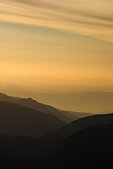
(55, 112), (113, 139)
(35, 112), (113, 153)
(0, 101), (65, 137)
(0, 135), (40, 169)
(0, 92), (91, 123)
(0, 113), (113, 169)
(51, 122), (113, 169)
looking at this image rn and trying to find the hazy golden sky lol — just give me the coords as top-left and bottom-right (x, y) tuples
(0, 0), (113, 93)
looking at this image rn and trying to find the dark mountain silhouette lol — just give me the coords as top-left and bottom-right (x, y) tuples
(54, 112), (113, 139)
(0, 101), (65, 137)
(0, 92), (91, 123)
(35, 112), (113, 153)
(0, 112), (113, 168)
(50, 122), (113, 169)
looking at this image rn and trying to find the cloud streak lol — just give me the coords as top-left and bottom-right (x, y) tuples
(0, 0), (113, 41)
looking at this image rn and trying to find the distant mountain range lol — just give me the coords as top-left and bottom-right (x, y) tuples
(0, 92), (91, 138)
(0, 92), (90, 123)
(0, 101), (65, 137)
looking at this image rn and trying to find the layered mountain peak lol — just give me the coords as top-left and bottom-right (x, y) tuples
(0, 92), (90, 123)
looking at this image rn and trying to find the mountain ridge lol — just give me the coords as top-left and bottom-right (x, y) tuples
(0, 101), (65, 137)
(0, 92), (91, 123)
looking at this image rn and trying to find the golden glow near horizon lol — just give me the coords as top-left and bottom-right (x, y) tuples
(0, 0), (113, 93)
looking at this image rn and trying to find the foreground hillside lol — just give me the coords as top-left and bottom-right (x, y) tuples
(50, 122), (113, 169)
(0, 112), (113, 168)
(35, 112), (113, 152)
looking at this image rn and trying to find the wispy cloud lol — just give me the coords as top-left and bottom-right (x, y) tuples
(0, 0), (113, 41)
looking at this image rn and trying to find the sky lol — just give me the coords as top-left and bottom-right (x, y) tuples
(0, 0), (113, 100)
